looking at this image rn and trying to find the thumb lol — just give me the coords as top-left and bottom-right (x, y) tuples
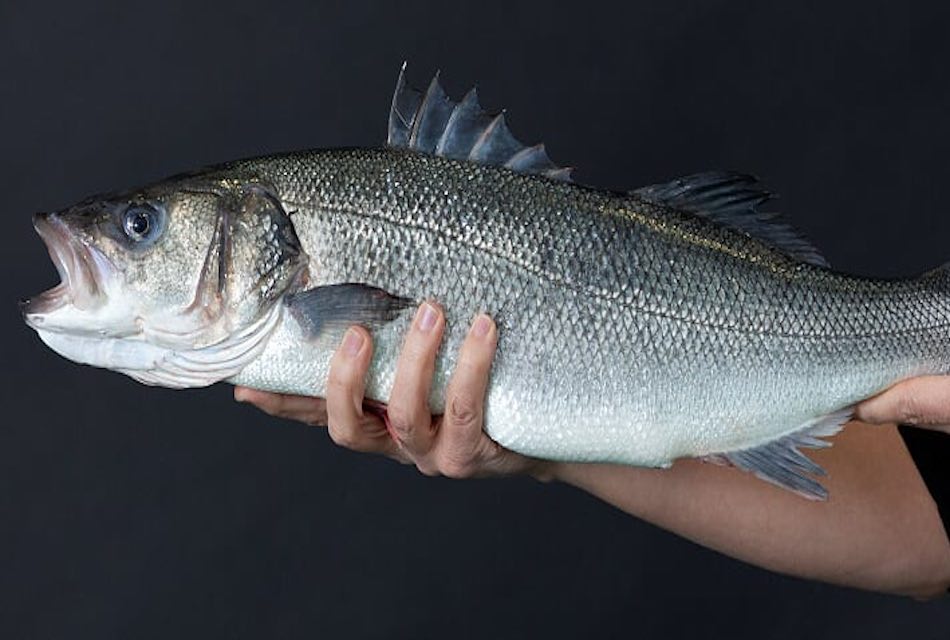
(856, 376), (950, 434)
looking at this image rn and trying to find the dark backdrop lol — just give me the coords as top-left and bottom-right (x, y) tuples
(2, 1), (949, 638)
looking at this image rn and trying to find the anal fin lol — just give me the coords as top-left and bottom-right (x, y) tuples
(705, 408), (853, 500)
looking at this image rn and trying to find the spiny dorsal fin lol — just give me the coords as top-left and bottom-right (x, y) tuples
(633, 172), (829, 268)
(388, 64), (572, 181)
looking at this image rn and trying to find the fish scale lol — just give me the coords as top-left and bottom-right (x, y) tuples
(23, 70), (950, 499)
(223, 148), (950, 469)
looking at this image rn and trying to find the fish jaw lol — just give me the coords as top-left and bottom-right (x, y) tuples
(22, 212), (135, 334)
(25, 289), (285, 389)
(22, 212), (152, 373)
(22, 208), (285, 386)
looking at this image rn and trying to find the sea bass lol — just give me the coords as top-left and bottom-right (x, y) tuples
(22, 68), (950, 499)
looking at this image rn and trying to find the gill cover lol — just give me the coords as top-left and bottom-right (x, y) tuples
(125, 179), (307, 387)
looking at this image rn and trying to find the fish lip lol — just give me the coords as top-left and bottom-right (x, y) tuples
(21, 213), (112, 322)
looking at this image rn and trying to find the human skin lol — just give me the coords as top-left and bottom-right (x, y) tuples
(235, 303), (950, 598)
(856, 377), (950, 434)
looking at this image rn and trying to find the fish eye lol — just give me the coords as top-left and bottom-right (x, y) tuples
(121, 203), (165, 244)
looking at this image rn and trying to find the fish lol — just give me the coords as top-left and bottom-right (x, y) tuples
(21, 66), (950, 499)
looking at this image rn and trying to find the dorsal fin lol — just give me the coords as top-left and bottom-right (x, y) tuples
(387, 64), (572, 181)
(633, 172), (829, 268)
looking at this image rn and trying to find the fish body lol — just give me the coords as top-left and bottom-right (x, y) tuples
(233, 147), (950, 465)
(23, 70), (950, 498)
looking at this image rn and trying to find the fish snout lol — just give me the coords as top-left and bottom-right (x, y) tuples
(24, 211), (112, 322)
(32, 211), (50, 228)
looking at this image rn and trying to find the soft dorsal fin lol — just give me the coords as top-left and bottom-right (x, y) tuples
(633, 172), (829, 268)
(388, 64), (572, 181)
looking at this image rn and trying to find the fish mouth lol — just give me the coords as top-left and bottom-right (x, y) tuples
(21, 213), (112, 322)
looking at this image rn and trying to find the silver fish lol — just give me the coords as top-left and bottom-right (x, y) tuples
(22, 67), (950, 499)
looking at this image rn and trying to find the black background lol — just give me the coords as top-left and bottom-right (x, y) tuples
(2, 1), (950, 638)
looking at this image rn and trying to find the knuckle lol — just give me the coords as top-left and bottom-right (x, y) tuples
(447, 393), (481, 430)
(386, 406), (416, 439)
(414, 460), (441, 477)
(438, 453), (476, 479)
(897, 393), (923, 424)
(304, 414), (328, 427)
(327, 424), (360, 450)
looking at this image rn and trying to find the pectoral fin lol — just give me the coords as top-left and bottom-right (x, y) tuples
(285, 283), (415, 343)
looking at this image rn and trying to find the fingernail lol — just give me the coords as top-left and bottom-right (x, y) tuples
(471, 313), (492, 338)
(342, 329), (364, 357)
(416, 302), (439, 333)
(234, 387), (248, 403)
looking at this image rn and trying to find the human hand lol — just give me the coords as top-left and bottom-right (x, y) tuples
(235, 302), (554, 479)
(855, 376), (950, 434)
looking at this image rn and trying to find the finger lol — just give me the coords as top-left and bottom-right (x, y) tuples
(234, 387), (329, 426)
(856, 375), (950, 427)
(325, 327), (393, 454)
(387, 302), (444, 457)
(435, 313), (498, 478)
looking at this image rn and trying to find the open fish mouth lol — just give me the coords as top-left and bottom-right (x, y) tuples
(21, 213), (112, 322)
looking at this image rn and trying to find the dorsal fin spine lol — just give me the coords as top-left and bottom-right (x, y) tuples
(469, 112), (505, 161)
(406, 74), (436, 147)
(504, 144), (547, 171)
(435, 88), (472, 154)
(387, 63), (413, 146)
(387, 66), (571, 181)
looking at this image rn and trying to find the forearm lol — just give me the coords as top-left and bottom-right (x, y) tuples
(550, 423), (950, 597)
(239, 312), (950, 597)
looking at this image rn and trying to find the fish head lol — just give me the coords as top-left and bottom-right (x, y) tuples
(22, 173), (307, 387)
